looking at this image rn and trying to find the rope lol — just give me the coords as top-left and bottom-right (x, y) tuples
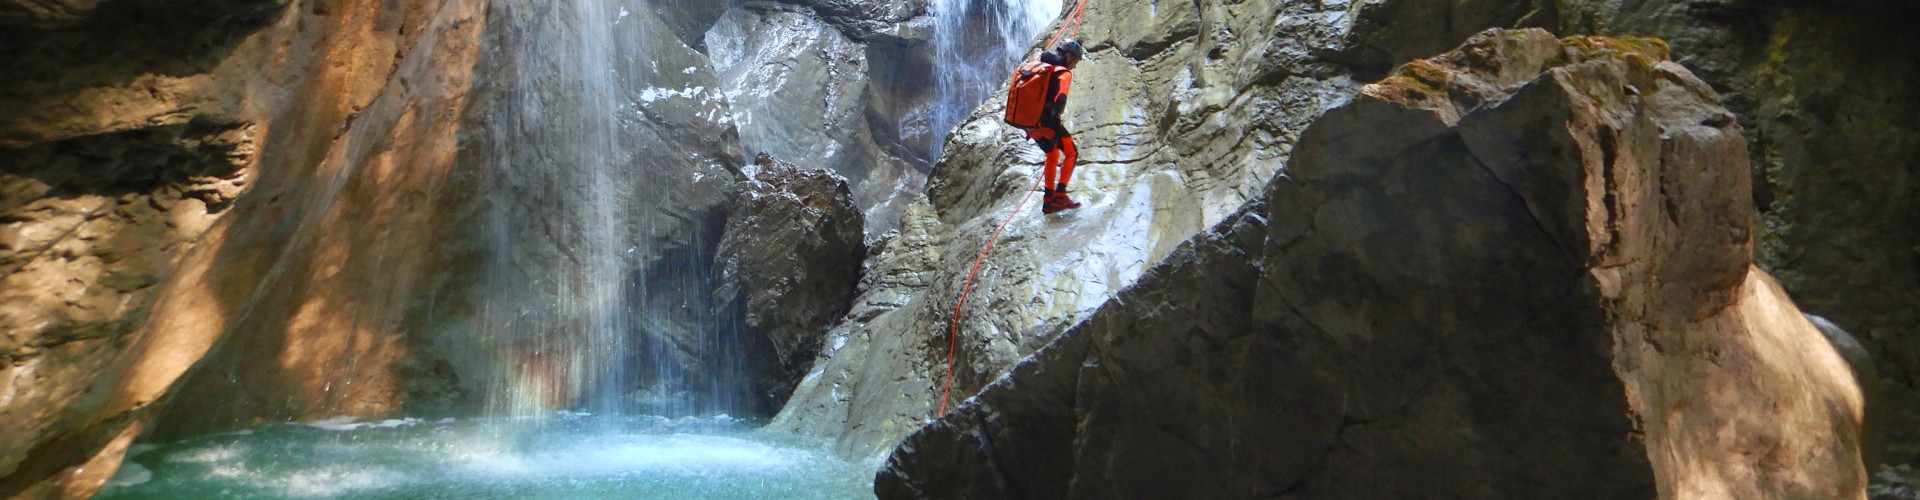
(938, 0), (1093, 417)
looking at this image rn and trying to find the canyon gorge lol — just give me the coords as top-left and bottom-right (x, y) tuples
(1, 0), (1915, 498)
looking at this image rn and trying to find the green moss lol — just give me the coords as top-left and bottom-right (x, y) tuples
(1380, 59), (1452, 101)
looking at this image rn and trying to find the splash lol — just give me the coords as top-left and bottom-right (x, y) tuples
(97, 416), (871, 500)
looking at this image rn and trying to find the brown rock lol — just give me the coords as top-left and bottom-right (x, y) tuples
(0, 0), (481, 495)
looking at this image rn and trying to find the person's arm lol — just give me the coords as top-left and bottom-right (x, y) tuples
(1048, 70), (1073, 119)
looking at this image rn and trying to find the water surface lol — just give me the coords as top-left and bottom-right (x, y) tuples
(98, 415), (874, 500)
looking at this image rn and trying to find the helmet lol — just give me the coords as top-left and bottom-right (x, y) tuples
(1057, 39), (1084, 60)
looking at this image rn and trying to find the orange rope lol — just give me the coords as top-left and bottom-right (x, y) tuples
(938, 0), (1092, 417)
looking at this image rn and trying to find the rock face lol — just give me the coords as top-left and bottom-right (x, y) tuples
(1347, 0), (1920, 464)
(143, 0), (758, 427)
(713, 154), (868, 412)
(770, 0), (1377, 461)
(1, 0), (925, 491)
(1556, 0), (1920, 464)
(775, 0), (925, 40)
(0, 0), (486, 495)
(768, 0), (1918, 473)
(651, 0), (729, 51)
(0, 0), (1903, 497)
(707, 1), (929, 235)
(877, 29), (1866, 499)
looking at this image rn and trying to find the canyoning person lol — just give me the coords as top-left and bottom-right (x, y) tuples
(1005, 39), (1086, 214)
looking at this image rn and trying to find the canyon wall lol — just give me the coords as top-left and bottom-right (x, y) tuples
(0, 0), (921, 496)
(0, 0), (1912, 496)
(878, 29), (1866, 499)
(1, 0), (488, 495)
(772, 0), (1920, 477)
(1356, 0), (1920, 462)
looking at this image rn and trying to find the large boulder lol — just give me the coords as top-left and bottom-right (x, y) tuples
(876, 29), (1867, 499)
(1554, 0), (1920, 465)
(713, 154), (868, 413)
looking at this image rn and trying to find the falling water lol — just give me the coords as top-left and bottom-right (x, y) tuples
(473, 0), (639, 419)
(928, 0), (1065, 159)
(101, 1), (1079, 497)
(465, 0), (743, 420)
(463, 0), (1069, 419)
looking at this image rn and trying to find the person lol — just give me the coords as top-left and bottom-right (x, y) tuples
(1029, 40), (1084, 214)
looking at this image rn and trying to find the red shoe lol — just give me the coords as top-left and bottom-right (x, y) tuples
(1053, 185), (1081, 210)
(1041, 192), (1067, 214)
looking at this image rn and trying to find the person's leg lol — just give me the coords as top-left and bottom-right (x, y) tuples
(1057, 135), (1077, 190)
(1031, 133), (1059, 189)
(1044, 123), (1080, 210)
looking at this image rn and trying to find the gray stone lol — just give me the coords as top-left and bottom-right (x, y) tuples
(649, 0), (729, 52)
(713, 154), (868, 411)
(707, 2), (927, 235)
(775, 0), (927, 40)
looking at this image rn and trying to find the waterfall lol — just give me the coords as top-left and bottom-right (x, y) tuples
(476, 0), (634, 418)
(928, 0), (1065, 159)
(467, 0), (741, 420)
(457, 0), (1065, 420)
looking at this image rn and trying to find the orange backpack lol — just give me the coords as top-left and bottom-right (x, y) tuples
(1003, 60), (1062, 130)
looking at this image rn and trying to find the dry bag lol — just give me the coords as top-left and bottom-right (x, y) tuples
(1003, 60), (1060, 130)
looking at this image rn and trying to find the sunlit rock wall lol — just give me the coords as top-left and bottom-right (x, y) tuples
(1562, 0), (1920, 464)
(878, 29), (1866, 500)
(0, 0), (487, 495)
(5, 0), (765, 493)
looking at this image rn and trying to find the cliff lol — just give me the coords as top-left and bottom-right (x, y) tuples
(0, 0), (1912, 496)
(878, 29), (1866, 500)
(772, 0), (1920, 477)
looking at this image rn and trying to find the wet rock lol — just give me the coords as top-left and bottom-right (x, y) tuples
(775, 0), (927, 40)
(713, 154), (868, 412)
(1326, 0), (1547, 80)
(150, 0), (747, 427)
(877, 29), (1867, 499)
(0, 119), (254, 494)
(0, 0), (104, 27)
(708, 2), (927, 235)
(651, 0), (730, 52)
(770, 0), (1371, 461)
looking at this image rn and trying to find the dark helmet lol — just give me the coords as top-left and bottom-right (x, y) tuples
(1056, 39), (1084, 60)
